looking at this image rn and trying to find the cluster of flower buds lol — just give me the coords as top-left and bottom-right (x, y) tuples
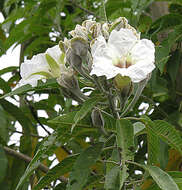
(18, 17), (155, 116)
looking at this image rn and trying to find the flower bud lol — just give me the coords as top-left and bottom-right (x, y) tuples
(71, 37), (88, 58)
(57, 73), (79, 90)
(69, 24), (88, 40)
(59, 38), (70, 54)
(91, 108), (108, 136)
(91, 108), (104, 127)
(66, 48), (82, 70)
(114, 74), (131, 90)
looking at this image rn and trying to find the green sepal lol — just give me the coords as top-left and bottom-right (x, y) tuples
(31, 71), (52, 78)
(45, 54), (60, 76)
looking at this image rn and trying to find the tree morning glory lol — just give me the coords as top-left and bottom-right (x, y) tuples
(19, 45), (71, 87)
(90, 28), (155, 83)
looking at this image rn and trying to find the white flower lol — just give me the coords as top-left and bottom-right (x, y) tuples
(90, 28), (155, 83)
(19, 45), (70, 87)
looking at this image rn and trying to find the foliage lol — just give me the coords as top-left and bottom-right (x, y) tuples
(0, 0), (182, 190)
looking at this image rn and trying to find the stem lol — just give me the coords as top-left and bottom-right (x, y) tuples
(3, 146), (68, 183)
(99, 159), (120, 166)
(125, 160), (143, 168)
(108, 91), (120, 119)
(124, 117), (141, 121)
(8, 128), (44, 139)
(102, 146), (116, 152)
(70, 0), (100, 19)
(127, 179), (144, 186)
(93, 76), (109, 95)
(121, 77), (149, 117)
(102, 0), (107, 22)
(140, 95), (169, 118)
(25, 99), (51, 135)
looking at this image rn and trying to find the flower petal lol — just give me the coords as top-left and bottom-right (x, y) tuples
(127, 39), (155, 82)
(18, 75), (43, 87)
(91, 36), (108, 59)
(20, 53), (49, 80)
(90, 57), (128, 79)
(46, 45), (61, 63)
(108, 29), (138, 56)
(130, 39), (155, 62)
(127, 60), (155, 83)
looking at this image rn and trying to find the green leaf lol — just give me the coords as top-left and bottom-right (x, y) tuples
(101, 112), (116, 132)
(0, 78), (11, 93)
(72, 97), (101, 132)
(146, 127), (160, 165)
(105, 166), (120, 190)
(155, 24), (182, 73)
(141, 116), (182, 155)
(0, 147), (8, 183)
(0, 106), (10, 144)
(143, 165), (179, 190)
(0, 99), (31, 134)
(48, 111), (91, 129)
(66, 142), (103, 190)
(33, 154), (78, 190)
(151, 13), (182, 33)
(4, 19), (30, 50)
(138, 15), (152, 32)
(0, 78), (58, 99)
(158, 140), (169, 169)
(133, 122), (145, 136)
(167, 50), (181, 85)
(116, 119), (134, 161)
(116, 119), (133, 188)
(15, 132), (59, 190)
(0, 66), (18, 76)
(24, 37), (52, 55)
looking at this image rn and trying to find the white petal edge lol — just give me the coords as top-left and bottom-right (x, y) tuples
(46, 45), (62, 63)
(20, 53), (49, 79)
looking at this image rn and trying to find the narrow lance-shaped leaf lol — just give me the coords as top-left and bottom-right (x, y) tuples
(141, 116), (182, 155)
(33, 154), (79, 190)
(146, 127), (160, 165)
(105, 166), (121, 190)
(142, 165), (179, 190)
(15, 132), (59, 190)
(116, 119), (134, 162)
(0, 147), (8, 183)
(116, 119), (134, 188)
(0, 78), (58, 99)
(72, 97), (101, 132)
(66, 142), (104, 190)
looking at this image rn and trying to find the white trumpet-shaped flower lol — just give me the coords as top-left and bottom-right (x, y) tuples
(19, 45), (70, 87)
(90, 28), (155, 83)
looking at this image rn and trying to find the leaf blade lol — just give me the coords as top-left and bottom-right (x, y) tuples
(143, 165), (179, 190)
(66, 142), (103, 190)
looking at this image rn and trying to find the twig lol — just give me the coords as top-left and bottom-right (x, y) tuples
(124, 117), (141, 121)
(140, 95), (169, 118)
(8, 127), (45, 139)
(25, 99), (51, 135)
(102, 146), (116, 151)
(107, 88), (120, 119)
(3, 146), (68, 183)
(99, 159), (119, 166)
(127, 179), (144, 186)
(70, 0), (100, 19)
